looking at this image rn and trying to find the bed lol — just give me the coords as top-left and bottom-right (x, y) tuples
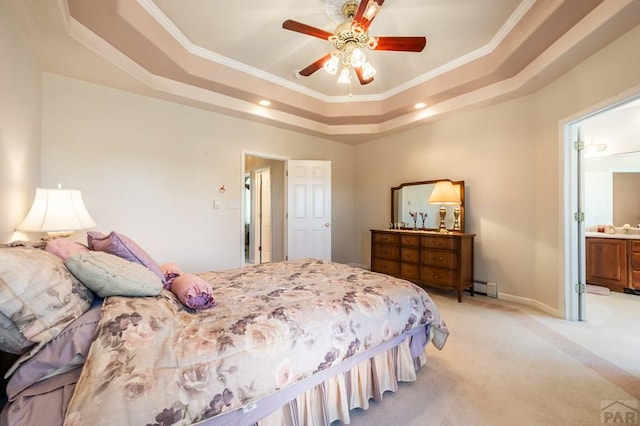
(0, 235), (448, 426)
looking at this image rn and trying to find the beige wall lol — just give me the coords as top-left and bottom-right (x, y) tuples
(0, 0), (42, 243)
(40, 73), (356, 272)
(356, 24), (640, 312)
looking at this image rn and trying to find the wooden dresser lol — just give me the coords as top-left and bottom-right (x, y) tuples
(586, 236), (640, 292)
(371, 229), (475, 302)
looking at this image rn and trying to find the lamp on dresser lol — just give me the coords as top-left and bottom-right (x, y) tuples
(17, 185), (96, 239)
(428, 180), (461, 232)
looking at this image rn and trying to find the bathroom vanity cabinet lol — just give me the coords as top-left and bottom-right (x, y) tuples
(586, 236), (640, 292)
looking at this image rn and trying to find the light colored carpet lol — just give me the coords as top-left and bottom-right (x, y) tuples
(336, 290), (640, 426)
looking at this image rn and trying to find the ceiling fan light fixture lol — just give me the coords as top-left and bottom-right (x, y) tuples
(361, 61), (376, 80)
(285, 1), (427, 88)
(350, 47), (366, 67)
(337, 67), (351, 84)
(324, 53), (340, 75)
(363, 1), (381, 21)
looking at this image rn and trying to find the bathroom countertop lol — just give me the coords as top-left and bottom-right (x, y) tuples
(585, 232), (640, 240)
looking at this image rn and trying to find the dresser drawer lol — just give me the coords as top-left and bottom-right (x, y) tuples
(401, 247), (419, 262)
(421, 236), (459, 250)
(421, 267), (456, 286)
(371, 258), (400, 276)
(631, 270), (640, 288)
(631, 240), (640, 252)
(400, 263), (419, 280)
(400, 235), (419, 247)
(632, 252), (640, 269)
(421, 250), (458, 268)
(373, 244), (400, 260)
(373, 233), (400, 244)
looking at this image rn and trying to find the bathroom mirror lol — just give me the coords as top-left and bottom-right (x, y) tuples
(585, 152), (640, 227)
(391, 179), (465, 232)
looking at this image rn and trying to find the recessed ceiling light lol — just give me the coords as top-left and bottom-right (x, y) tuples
(414, 102), (426, 109)
(259, 100), (271, 107)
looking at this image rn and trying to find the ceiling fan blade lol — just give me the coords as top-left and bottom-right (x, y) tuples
(298, 53), (333, 76)
(353, 0), (385, 30)
(282, 19), (333, 40)
(354, 66), (374, 85)
(372, 36), (427, 52)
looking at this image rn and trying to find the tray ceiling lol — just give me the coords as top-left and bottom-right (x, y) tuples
(9, 0), (640, 143)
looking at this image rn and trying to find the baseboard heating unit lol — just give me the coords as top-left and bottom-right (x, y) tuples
(473, 280), (498, 297)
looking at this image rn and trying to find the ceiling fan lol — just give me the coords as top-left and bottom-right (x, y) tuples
(282, 0), (426, 85)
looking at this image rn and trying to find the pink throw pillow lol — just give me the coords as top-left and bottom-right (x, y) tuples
(171, 273), (216, 311)
(45, 239), (89, 260)
(160, 262), (182, 290)
(87, 231), (165, 284)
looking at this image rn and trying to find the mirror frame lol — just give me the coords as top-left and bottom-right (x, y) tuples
(390, 179), (465, 233)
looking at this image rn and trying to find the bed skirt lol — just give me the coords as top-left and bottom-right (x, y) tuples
(202, 324), (431, 426)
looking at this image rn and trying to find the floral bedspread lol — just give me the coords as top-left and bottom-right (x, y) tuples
(64, 259), (448, 426)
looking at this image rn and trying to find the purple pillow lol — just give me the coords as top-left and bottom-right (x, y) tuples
(87, 231), (165, 284)
(6, 302), (102, 398)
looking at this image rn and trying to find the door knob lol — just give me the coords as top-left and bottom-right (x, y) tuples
(324, 223), (331, 227)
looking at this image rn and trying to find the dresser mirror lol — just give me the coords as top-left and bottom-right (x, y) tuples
(391, 179), (465, 232)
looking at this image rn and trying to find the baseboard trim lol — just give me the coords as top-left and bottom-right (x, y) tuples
(497, 292), (561, 318)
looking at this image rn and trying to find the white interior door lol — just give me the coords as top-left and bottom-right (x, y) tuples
(286, 160), (331, 261)
(254, 168), (272, 263)
(259, 169), (272, 263)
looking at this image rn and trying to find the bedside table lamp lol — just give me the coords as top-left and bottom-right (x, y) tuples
(428, 181), (461, 233)
(17, 186), (96, 239)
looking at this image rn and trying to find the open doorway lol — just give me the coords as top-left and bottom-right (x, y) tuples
(564, 93), (640, 320)
(243, 154), (286, 265)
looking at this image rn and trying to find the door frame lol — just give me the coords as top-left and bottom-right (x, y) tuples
(242, 150), (288, 266)
(561, 84), (640, 320)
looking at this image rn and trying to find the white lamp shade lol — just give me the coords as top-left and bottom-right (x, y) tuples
(428, 181), (461, 205)
(18, 188), (96, 233)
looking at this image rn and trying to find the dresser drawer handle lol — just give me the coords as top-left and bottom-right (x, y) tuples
(431, 256), (444, 262)
(430, 272), (443, 279)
